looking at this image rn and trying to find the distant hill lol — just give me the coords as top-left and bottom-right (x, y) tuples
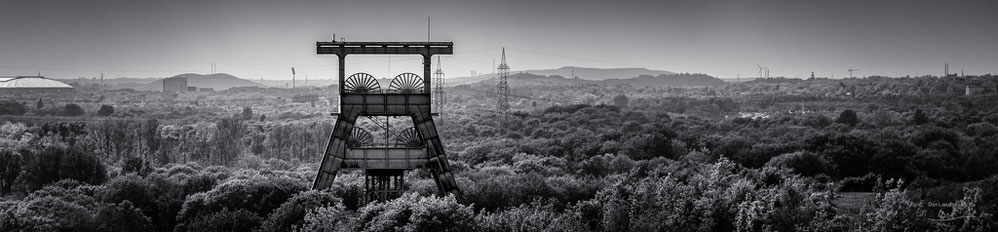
(472, 72), (596, 87)
(524, 66), (674, 81)
(137, 73), (264, 91)
(604, 73), (727, 87)
(465, 72), (724, 88)
(59, 77), (171, 89)
(719, 77), (759, 83)
(449, 66), (674, 86)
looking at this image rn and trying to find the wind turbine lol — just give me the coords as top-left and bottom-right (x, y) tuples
(848, 68), (860, 78)
(757, 63), (770, 78)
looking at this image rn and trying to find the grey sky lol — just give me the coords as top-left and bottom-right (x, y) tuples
(1, 0), (996, 80)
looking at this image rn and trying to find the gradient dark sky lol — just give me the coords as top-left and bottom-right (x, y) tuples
(1, 0), (996, 80)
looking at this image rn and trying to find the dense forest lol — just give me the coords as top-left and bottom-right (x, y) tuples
(1, 74), (997, 231)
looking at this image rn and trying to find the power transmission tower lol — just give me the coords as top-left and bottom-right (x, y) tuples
(496, 48), (511, 126)
(433, 56), (446, 110)
(848, 68), (860, 78)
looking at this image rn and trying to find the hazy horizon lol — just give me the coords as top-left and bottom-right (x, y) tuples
(2, 0), (996, 80)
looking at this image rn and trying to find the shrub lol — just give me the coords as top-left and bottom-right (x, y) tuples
(180, 208), (263, 232)
(242, 107), (254, 120)
(63, 103), (86, 116)
(0, 101), (26, 115)
(95, 200), (154, 232)
(613, 95), (629, 108)
(301, 204), (349, 232)
(460, 170), (554, 211)
(912, 108), (929, 125)
(856, 180), (932, 231)
(24, 184), (101, 210)
(97, 105), (115, 116)
(121, 156), (149, 176)
(97, 175), (157, 219)
(574, 158), (847, 232)
(13, 144), (107, 193)
(765, 151), (828, 177)
(258, 190), (343, 232)
(354, 193), (475, 232)
(836, 109), (860, 126)
(966, 122), (997, 137)
(0, 196), (95, 231)
(931, 187), (994, 231)
(0, 149), (21, 195)
(175, 175), (306, 228)
(476, 201), (589, 232)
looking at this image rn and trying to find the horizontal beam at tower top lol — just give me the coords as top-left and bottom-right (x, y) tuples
(317, 41), (453, 56)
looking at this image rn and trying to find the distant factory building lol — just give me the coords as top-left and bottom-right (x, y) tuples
(163, 77), (188, 92)
(0, 76), (74, 94)
(187, 86), (198, 92)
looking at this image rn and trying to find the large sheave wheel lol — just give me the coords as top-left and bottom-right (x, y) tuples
(389, 73), (424, 94)
(344, 73), (381, 93)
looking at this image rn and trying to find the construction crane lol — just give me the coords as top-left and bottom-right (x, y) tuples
(848, 68), (860, 78)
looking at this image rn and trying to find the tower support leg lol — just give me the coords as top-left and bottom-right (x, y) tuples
(365, 169), (406, 203)
(313, 110), (357, 189)
(411, 112), (460, 196)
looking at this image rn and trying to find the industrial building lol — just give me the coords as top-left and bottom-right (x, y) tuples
(163, 77), (188, 92)
(0, 76), (74, 94)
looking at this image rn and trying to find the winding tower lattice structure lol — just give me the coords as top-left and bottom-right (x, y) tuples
(313, 40), (460, 202)
(496, 48), (511, 125)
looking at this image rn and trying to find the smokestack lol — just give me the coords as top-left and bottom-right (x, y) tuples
(945, 63), (949, 77)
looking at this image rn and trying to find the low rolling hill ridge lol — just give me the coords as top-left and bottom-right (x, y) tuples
(138, 73), (265, 91)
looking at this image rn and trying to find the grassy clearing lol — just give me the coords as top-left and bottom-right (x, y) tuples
(837, 192), (877, 218)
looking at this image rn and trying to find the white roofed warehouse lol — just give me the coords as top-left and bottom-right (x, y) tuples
(0, 76), (74, 94)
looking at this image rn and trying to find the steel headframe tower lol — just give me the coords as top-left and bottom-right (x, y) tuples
(496, 48), (511, 125)
(433, 56), (446, 110)
(314, 40), (460, 202)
